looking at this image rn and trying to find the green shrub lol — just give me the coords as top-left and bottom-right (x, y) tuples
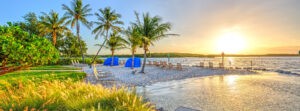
(0, 80), (154, 111)
(0, 24), (59, 67)
(55, 58), (104, 65)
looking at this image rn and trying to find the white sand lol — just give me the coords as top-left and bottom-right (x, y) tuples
(83, 65), (255, 87)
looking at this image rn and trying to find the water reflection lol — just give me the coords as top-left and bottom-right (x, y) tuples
(137, 73), (300, 111)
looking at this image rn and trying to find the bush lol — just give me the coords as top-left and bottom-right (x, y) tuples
(0, 24), (59, 67)
(0, 80), (154, 111)
(55, 58), (104, 65)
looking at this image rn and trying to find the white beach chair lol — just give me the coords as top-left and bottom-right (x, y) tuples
(168, 63), (174, 69)
(71, 60), (75, 66)
(92, 64), (99, 80)
(161, 61), (168, 68)
(148, 61), (153, 65)
(219, 63), (224, 68)
(176, 63), (183, 70)
(208, 62), (213, 68)
(199, 62), (204, 67)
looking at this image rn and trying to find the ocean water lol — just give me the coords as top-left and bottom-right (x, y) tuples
(137, 73), (300, 111)
(120, 57), (300, 74)
(132, 57), (300, 110)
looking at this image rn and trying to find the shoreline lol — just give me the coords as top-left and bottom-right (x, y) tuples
(83, 65), (257, 87)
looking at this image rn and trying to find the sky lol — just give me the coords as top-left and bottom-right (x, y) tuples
(0, 0), (300, 55)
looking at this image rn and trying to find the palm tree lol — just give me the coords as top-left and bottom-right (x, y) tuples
(62, 0), (92, 63)
(133, 12), (177, 73)
(96, 31), (127, 66)
(124, 26), (142, 69)
(92, 7), (124, 64)
(39, 10), (69, 46)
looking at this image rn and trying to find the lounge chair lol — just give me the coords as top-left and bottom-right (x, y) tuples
(168, 63), (174, 69)
(199, 62), (204, 67)
(92, 64), (99, 80)
(208, 62), (213, 68)
(176, 63), (183, 70)
(148, 61), (153, 65)
(219, 63), (224, 68)
(161, 61), (168, 68)
(71, 60), (75, 66)
(154, 61), (160, 66)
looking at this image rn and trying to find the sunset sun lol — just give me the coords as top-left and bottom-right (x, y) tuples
(216, 31), (247, 54)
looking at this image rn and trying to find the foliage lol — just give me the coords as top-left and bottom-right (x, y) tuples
(11, 12), (41, 36)
(62, 0), (93, 63)
(132, 12), (176, 73)
(0, 80), (154, 111)
(55, 58), (103, 65)
(0, 25), (59, 67)
(124, 26), (142, 53)
(29, 65), (81, 70)
(93, 7), (124, 39)
(39, 10), (69, 46)
(57, 32), (88, 57)
(101, 31), (128, 52)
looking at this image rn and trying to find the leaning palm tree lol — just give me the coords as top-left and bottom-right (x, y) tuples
(92, 7), (124, 64)
(39, 10), (69, 46)
(62, 0), (92, 63)
(124, 26), (142, 69)
(96, 31), (127, 66)
(132, 12), (177, 73)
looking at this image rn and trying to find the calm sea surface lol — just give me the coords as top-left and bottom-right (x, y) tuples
(120, 56), (300, 74)
(132, 57), (300, 111)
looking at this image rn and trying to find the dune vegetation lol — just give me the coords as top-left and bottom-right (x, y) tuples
(0, 66), (154, 111)
(0, 80), (154, 111)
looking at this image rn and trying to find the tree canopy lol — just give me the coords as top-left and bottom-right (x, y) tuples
(0, 24), (59, 67)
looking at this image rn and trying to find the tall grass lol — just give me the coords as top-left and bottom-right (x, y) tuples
(0, 79), (154, 111)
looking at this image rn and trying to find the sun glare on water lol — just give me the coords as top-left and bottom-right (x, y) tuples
(216, 30), (247, 54)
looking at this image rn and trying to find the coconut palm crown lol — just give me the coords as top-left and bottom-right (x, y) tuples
(39, 10), (69, 46)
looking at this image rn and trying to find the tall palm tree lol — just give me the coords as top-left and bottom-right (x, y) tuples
(133, 12), (177, 73)
(62, 0), (92, 63)
(96, 31), (127, 66)
(39, 10), (69, 46)
(92, 7), (124, 64)
(124, 26), (142, 69)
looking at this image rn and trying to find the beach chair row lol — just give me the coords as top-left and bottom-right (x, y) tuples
(91, 64), (113, 80)
(195, 62), (224, 69)
(147, 61), (183, 70)
(71, 60), (86, 67)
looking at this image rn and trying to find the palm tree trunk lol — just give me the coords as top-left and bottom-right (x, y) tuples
(140, 48), (147, 73)
(111, 50), (114, 66)
(76, 20), (85, 64)
(131, 50), (135, 69)
(52, 31), (56, 46)
(91, 31), (109, 64)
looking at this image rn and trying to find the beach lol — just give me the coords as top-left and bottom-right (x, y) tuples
(84, 65), (256, 87)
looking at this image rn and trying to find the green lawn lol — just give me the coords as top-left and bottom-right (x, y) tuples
(28, 65), (81, 70)
(0, 66), (85, 88)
